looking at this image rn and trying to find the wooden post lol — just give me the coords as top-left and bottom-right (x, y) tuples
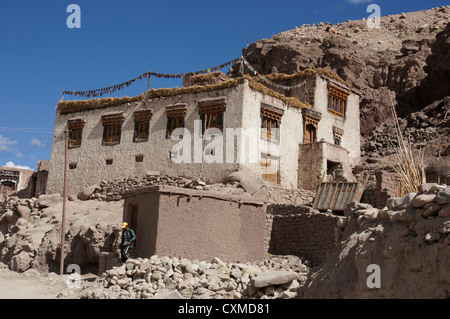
(60, 130), (68, 275)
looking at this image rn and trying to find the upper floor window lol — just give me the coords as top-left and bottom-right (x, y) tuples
(261, 104), (284, 142)
(198, 97), (227, 136)
(303, 108), (321, 144)
(328, 84), (350, 118)
(102, 113), (124, 145)
(166, 104), (187, 138)
(133, 109), (152, 142)
(201, 112), (223, 134)
(68, 117), (86, 148)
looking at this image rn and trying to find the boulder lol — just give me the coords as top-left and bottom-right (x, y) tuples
(36, 194), (61, 208)
(438, 204), (450, 218)
(436, 188), (450, 205)
(344, 201), (359, 216)
(337, 217), (348, 228)
(363, 208), (380, 221)
(396, 206), (416, 222)
(430, 185), (447, 192)
(240, 178), (265, 195)
(16, 204), (31, 219)
(423, 203), (443, 218)
(10, 251), (33, 272)
(151, 289), (184, 299)
(3, 210), (20, 224)
(252, 271), (298, 288)
(412, 194), (437, 208)
(418, 183), (438, 194)
(77, 185), (99, 201)
(386, 193), (416, 210)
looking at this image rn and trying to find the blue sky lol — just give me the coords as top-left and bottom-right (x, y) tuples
(0, 0), (448, 171)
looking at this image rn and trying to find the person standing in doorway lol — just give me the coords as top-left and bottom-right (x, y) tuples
(120, 222), (136, 263)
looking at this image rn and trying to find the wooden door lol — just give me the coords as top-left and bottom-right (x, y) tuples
(261, 155), (279, 183)
(129, 204), (138, 246)
(305, 124), (316, 144)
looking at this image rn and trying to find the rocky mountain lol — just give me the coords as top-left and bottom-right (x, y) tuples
(230, 6), (450, 168)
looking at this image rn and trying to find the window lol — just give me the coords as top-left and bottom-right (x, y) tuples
(106, 159), (113, 165)
(166, 104), (187, 138)
(334, 135), (341, 146)
(304, 124), (317, 144)
(67, 117), (85, 148)
(261, 153), (279, 183)
(327, 84), (350, 118)
(303, 110), (321, 144)
(135, 155), (144, 163)
(104, 125), (121, 143)
(198, 97), (226, 136)
(133, 109), (152, 142)
(261, 104), (284, 142)
(102, 113), (124, 145)
(201, 112), (223, 134)
(167, 117), (185, 138)
(69, 163), (77, 170)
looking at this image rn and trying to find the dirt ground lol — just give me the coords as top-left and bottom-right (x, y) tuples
(0, 267), (102, 299)
(0, 198), (125, 300)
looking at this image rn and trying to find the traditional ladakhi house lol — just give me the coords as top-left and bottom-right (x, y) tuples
(0, 166), (35, 200)
(46, 69), (360, 196)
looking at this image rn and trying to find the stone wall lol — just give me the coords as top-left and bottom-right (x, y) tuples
(265, 204), (339, 265)
(375, 170), (398, 208)
(303, 183), (450, 298)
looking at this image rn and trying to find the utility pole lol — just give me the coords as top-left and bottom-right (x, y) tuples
(60, 129), (68, 275)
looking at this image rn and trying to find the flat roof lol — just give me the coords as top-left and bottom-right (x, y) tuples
(122, 185), (266, 206)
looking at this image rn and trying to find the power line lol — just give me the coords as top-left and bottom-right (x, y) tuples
(0, 127), (54, 134)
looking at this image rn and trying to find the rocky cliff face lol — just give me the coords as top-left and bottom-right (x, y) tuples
(231, 6), (450, 140)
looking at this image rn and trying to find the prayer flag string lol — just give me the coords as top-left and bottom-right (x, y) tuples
(62, 56), (307, 99)
(62, 57), (243, 98)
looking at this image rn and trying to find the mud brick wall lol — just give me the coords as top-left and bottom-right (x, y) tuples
(375, 170), (398, 208)
(265, 205), (339, 265)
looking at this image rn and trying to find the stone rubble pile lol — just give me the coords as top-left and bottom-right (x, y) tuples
(0, 193), (62, 228)
(78, 171), (315, 206)
(338, 183), (450, 245)
(80, 255), (308, 300)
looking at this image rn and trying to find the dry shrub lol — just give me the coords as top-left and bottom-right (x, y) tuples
(246, 76), (312, 109)
(58, 95), (144, 114)
(386, 103), (426, 195)
(58, 76), (312, 114)
(262, 68), (351, 87)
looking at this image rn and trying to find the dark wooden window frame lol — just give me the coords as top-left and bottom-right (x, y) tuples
(68, 118), (86, 149)
(327, 84), (350, 119)
(102, 114), (124, 146)
(260, 104), (284, 143)
(166, 105), (187, 139)
(133, 110), (152, 143)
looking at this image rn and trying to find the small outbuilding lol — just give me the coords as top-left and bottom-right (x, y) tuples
(122, 185), (266, 263)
